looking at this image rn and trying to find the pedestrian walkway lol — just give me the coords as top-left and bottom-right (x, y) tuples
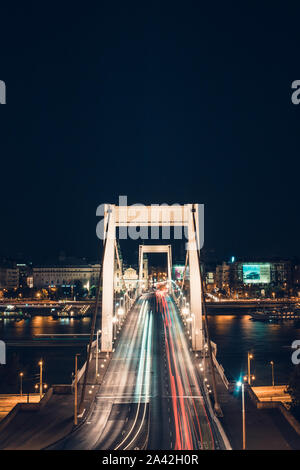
(205, 358), (300, 450)
(0, 347), (110, 450)
(0, 394), (40, 422)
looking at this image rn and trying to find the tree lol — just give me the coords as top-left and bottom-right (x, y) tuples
(73, 280), (88, 299)
(89, 285), (97, 298)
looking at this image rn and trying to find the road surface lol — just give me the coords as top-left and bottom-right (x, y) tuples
(52, 295), (152, 449)
(149, 293), (219, 450)
(51, 293), (224, 450)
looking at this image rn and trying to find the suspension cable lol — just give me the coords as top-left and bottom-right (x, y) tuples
(79, 208), (111, 413)
(191, 205), (222, 416)
(181, 249), (189, 292)
(114, 240), (127, 293)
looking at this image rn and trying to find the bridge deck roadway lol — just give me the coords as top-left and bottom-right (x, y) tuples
(51, 293), (225, 450)
(51, 295), (152, 450)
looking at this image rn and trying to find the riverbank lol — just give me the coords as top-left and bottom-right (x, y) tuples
(207, 299), (299, 312)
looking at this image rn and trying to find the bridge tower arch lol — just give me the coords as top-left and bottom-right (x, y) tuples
(100, 203), (203, 352)
(138, 244), (172, 295)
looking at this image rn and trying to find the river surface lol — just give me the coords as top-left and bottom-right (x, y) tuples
(0, 310), (299, 393)
(208, 313), (300, 386)
(0, 315), (100, 394)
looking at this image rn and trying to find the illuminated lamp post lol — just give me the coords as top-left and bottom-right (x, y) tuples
(237, 380), (246, 450)
(74, 353), (80, 425)
(19, 372), (24, 397)
(38, 360), (43, 400)
(270, 361), (275, 387)
(247, 352), (253, 386)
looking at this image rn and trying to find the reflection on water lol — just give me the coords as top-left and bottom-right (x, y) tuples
(1, 315), (93, 338)
(1, 311), (300, 392)
(0, 315), (100, 394)
(209, 313), (300, 385)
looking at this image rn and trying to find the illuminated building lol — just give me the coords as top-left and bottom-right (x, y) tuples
(0, 265), (19, 289)
(32, 264), (100, 288)
(231, 259), (292, 291)
(216, 262), (230, 290)
(123, 267), (139, 290)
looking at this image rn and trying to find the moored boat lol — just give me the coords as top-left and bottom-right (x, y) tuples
(251, 305), (300, 321)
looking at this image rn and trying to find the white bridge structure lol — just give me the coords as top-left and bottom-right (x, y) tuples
(138, 244), (172, 295)
(101, 203), (203, 352)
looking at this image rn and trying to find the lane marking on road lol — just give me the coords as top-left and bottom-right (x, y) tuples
(163, 395), (203, 398)
(96, 395), (152, 399)
(114, 306), (152, 450)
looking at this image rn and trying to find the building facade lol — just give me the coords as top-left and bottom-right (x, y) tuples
(215, 262), (231, 290)
(231, 260), (291, 288)
(114, 258), (148, 293)
(32, 264), (100, 289)
(0, 266), (19, 289)
(123, 267), (139, 290)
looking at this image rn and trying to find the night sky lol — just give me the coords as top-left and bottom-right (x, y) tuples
(0, 2), (300, 262)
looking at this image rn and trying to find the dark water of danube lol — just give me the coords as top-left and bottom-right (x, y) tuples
(208, 312), (300, 386)
(0, 310), (299, 393)
(0, 315), (101, 394)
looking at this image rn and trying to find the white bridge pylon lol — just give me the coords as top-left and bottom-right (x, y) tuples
(100, 204), (203, 352)
(138, 244), (172, 295)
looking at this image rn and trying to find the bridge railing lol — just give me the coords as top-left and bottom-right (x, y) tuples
(71, 339), (97, 387)
(212, 351), (230, 390)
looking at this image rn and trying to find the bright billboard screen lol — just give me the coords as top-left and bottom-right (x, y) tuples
(172, 265), (189, 281)
(242, 264), (271, 284)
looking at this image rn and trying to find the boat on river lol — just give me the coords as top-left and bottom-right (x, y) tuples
(0, 310), (31, 320)
(251, 305), (300, 321)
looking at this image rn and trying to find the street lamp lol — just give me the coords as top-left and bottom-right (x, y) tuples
(182, 307), (189, 316)
(270, 361), (275, 387)
(19, 372), (24, 397)
(112, 316), (118, 340)
(95, 329), (101, 380)
(237, 380), (246, 450)
(187, 313), (195, 346)
(247, 352), (253, 386)
(74, 353), (80, 426)
(38, 360), (43, 400)
(117, 307), (124, 328)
